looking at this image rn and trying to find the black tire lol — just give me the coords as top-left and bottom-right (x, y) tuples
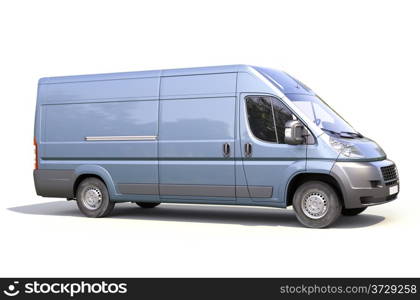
(135, 202), (161, 209)
(342, 207), (367, 216)
(292, 181), (342, 228)
(76, 177), (115, 217)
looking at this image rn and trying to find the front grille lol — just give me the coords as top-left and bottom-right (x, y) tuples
(381, 164), (398, 186)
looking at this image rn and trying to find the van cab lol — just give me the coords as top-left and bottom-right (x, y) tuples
(33, 65), (399, 228)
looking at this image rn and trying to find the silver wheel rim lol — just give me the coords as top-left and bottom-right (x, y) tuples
(81, 186), (103, 210)
(301, 191), (329, 219)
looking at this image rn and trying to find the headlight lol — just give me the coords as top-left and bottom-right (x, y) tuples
(329, 137), (354, 157)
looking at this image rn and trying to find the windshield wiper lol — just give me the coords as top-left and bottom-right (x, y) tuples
(340, 131), (363, 138)
(321, 128), (341, 137)
(321, 128), (362, 138)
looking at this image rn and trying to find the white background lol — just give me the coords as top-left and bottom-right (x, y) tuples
(0, 0), (419, 277)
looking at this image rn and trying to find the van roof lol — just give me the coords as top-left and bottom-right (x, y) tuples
(38, 64), (258, 84)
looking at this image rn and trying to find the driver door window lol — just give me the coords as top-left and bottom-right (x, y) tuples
(245, 96), (294, 144)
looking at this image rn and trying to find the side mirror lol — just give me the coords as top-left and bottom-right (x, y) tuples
(285, 120), (305, 145)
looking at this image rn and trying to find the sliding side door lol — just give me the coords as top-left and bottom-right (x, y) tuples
(158, 73), (237, 203)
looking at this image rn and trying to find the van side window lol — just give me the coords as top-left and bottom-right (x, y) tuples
(246, 96), (293, 144)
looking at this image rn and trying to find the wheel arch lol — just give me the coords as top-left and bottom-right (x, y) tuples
(286, 172), (344, 206)
(73, 165), (117, 198)
(73, 174), (106, 197)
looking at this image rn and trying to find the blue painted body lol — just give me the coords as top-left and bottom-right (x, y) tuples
(35, 65), (386, 208)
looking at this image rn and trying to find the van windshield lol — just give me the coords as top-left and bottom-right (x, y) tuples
(287, 94), (361, 138)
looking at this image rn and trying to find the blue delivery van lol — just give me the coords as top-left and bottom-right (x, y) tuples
(33, 65), (399, 228)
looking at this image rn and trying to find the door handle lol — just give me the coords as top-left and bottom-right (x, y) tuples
(244, 143), (252, 157)
(223, 143), (231, 157)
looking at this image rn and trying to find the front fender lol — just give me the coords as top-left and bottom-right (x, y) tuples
(283, 159), (336, 205)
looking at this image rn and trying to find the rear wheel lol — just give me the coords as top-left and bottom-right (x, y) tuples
(135, 202), (161, 209)
(342, 207), (367, 216)
(292, 181), (342, 228)
(76, 177), (114, 217)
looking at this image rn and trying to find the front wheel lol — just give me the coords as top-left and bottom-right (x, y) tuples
(293, 181), (342, 228)
(342, 207), (367, 216)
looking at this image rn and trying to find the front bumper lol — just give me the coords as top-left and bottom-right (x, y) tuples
(330, 159), (399, 209)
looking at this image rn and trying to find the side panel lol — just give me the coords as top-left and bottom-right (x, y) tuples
(37, 77), (160, 200)
(158, 73), (237, 202)
(160, 73), (236, 99)
(42, 77), (159, 104)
